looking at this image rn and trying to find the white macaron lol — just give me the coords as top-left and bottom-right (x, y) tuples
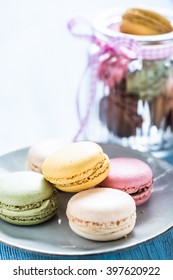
(66, 187), (136, 241)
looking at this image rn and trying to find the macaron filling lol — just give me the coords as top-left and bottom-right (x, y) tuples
(68, 212), (136, 235)
(124, 180), (153, 194)
(132, 184), (152, 195)
(111, 181), (153, 206)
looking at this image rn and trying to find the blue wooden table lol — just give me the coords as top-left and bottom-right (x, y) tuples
(1, 153), (173, 260)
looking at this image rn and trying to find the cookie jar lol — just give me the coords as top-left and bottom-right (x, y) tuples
(73, 7), (173, 152)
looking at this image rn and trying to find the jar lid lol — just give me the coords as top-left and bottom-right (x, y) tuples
(92, 6), (173, 43)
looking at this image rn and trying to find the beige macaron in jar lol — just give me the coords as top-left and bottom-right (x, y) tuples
(74, 7), (173, 153)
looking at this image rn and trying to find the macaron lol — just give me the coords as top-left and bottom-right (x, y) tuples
(42, 141), (110, 192)
(99, 157), (153, 206)
(120, 8), (173, 35)
(66, 187), (136, 241)
(26, 138), (69, 173)
(0, 171), (59, 225)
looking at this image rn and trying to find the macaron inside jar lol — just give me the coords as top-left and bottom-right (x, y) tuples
(120, 8), (173, 35)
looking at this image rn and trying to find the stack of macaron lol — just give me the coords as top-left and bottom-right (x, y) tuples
(0, 139), (154, 242)
(40, 140), (138, 241)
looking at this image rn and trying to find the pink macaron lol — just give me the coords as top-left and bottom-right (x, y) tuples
(99, 157), (153, 206)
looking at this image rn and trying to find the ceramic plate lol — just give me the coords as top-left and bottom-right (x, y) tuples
(0, 145), (173, 256)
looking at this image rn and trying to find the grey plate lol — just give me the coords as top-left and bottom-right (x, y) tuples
(0, 145), (173, 256)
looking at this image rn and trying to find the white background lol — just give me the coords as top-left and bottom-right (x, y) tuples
(0, 0), (173, 153)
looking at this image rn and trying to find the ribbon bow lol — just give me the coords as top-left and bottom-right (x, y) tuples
(67, 18), (141, 141)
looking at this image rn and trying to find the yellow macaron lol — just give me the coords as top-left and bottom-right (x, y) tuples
(120, 8), (173, 35)
(42, 141), (110, 192)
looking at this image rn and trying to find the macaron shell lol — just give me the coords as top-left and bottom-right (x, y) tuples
(0, 171), (55, 206)
(42, 141), (106, 178)
(101, 158), (153, 189)
(66, 188), (136, 241)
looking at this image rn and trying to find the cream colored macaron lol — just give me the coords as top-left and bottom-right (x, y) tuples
(66, 187), (136, 241)
(26, 138), (69, 173)
(42, 141), (110, 192)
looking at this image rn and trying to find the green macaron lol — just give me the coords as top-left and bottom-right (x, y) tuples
(0, 171), (59, 225)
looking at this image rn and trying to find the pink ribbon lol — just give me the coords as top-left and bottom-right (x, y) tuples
(68, 18), (141, 141)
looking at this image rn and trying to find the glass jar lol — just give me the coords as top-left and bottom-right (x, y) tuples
(78, 7), (173, 152)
